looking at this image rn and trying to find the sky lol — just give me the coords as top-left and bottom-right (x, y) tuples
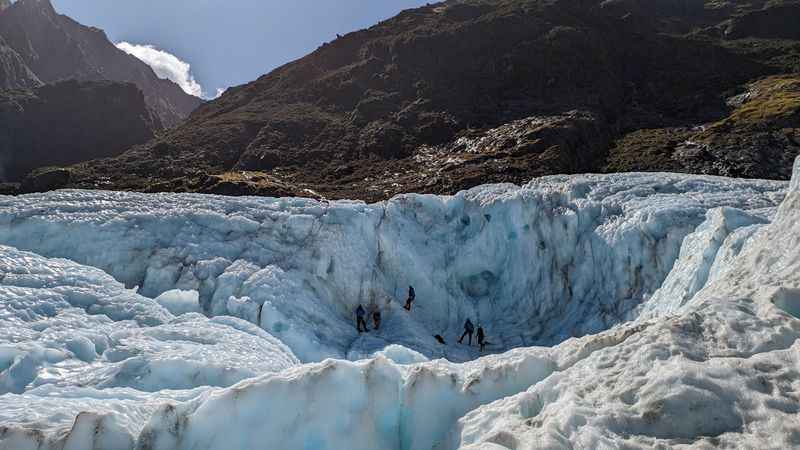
(51, 0), (431, 98)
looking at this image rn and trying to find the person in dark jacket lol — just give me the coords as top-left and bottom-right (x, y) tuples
(404, 285), (416, 311)
(458, 318), (475, 345)
(356, 304), (368, 333)
(477, 325), (486, 352)
(372, 308), (382, 330)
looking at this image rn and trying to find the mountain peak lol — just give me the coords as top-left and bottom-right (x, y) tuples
(11, 0), (56, 15)
(0, 0), (201, 126)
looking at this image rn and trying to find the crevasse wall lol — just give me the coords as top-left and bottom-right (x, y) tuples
(133, 159), (800, 450)
(443, 157), (800, 450)
(0, 164), (797, 450)
(0, 173), (784, 361)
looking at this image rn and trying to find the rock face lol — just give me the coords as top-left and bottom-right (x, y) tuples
(0, 0), (202, 127)
(32, 0), (800, 199)
(606, 75), (800, 178)
(0, 0), (196, 186)
(0, 35), (41, 90)
(0, 80), (160, 183)
(725, 0), (800, 40)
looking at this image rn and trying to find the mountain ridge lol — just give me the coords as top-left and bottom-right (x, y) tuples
(0, 0), (202, 127)
(14, 0), (800, 200)
(0, 79), (161, 187)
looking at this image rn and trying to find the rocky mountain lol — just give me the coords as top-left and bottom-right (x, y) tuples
(20, 0), (800, 200)
(0, 80), (160, 189)
(0, 35), (41, 90)
(0, 0), (202, 127)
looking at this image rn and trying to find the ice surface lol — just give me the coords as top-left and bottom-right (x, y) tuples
(0, 165), (798, 449)
(447, 160), (800, 449)
(0, 386), (207, 450)
(153, 289), (201, 315)
(637, 206), (769, 318)
(138, 349), (558, 450)
(370, 344), (430, 364)
(0, 172), (785, 362)
(0, 246), (297, 448)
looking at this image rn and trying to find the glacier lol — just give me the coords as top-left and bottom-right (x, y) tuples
(0, 161), (798, 449)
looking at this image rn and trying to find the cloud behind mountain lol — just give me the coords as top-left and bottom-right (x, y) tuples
(116, 41), (204, 98)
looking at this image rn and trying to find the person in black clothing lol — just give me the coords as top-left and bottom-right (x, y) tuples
(356, 304), (368, 332)
(477, 325), (486, 352)
(404, 285), (416, 311)
(458, 319), (475, 345)
(372, 309), (382, 330)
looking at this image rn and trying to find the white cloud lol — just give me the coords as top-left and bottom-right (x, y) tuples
(116, 42), (205, 98)
(215, 87), (228, 99)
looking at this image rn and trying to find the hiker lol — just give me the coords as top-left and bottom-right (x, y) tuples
(356, 304), (368, 332)
(458, 318), (475, 345)
(434, 334), (446, 345)
(372, 308), (382, 330)
(477, 325), (486, 352)
(404, 285), (416, 311)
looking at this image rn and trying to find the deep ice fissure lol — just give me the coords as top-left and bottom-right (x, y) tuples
(0, 172), (785, 363)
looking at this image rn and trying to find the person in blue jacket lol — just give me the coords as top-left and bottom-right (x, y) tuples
(458, 318), (475, 345)
(356, 304), (368, 332)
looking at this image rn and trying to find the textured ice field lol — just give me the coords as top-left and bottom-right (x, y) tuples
(0, 161), (798, 449)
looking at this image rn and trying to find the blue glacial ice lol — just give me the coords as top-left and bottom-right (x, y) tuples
(0, 163), (798, 449)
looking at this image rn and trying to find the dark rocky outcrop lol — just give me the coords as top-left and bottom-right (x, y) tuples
(0, 0), (202, 127)
(0, 80), (160, 184)
(606, 75), (800, 178)
(31, 0), (800, 200)
(19, 167), (72, 193)
(724, 1), (800, 40)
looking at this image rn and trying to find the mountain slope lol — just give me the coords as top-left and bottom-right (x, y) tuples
(47, 0), (799, 201)
(0, 35), (41, 90)
(0, 0), (202, 127)
(0, 80), (161, 184)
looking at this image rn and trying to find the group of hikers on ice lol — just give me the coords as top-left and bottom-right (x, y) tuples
(355, 286), (489, 352)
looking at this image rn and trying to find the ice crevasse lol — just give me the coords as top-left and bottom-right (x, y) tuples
(0, 170), (786, 362)
(0, 159), (797, 449)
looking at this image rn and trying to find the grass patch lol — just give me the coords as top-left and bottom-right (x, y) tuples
(725, 75), (800, 126)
